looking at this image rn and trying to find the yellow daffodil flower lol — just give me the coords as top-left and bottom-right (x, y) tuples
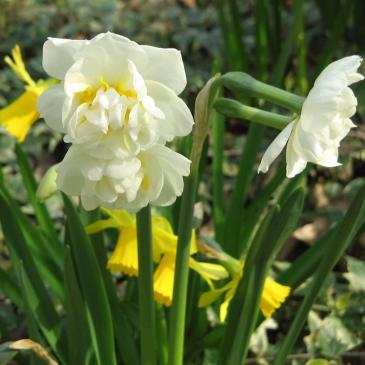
(86, 209), (228, 306)
(0, 45), (55, 142)
(199, 260), (290, 320)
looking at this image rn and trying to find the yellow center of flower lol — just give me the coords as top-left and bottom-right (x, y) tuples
(77, 76), (138, 106)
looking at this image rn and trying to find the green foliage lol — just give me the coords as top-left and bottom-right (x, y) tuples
(0, 1), (365, 364)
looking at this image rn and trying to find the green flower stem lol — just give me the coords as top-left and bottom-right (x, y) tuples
(136, 205), (156, 365)
(168, 76), (220, 365)
(167, 175), (198, 365)
(215, 97), (294, 130)
(212, 105), (225, 243)
(272, 185), (365, 365)
(220, 72), (305, 112)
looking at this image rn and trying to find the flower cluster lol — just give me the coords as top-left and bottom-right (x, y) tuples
(38, 32), (194, 211)
(86, 209), (228, 306)
(258, 56), (363, 177)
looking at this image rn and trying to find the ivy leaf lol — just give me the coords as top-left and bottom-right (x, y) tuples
(344, 256), (365, 292)
(305, 360), (329, 365)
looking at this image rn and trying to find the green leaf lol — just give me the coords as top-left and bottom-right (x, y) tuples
(220, 189), (304, 365)
(62, 194), (117, 365)
(0, 184), (64, 302)
(272, 184), (365, 365)
(0, 193), (66, 362)
(0, 343), (17, 365)
(64, 246), (92, 365)
(14, 142), (59, 242)
(0, 266), (22, 308)
(305, 360), (329, 365)
(81, 208), (140, 365)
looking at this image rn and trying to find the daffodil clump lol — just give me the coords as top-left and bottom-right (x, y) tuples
(0, 45), (55, 141)
(86, 209), (228, 306)
(37, 32), (194, 211)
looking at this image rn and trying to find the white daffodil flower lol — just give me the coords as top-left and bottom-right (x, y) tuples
(37, 32), (194, 210)
(56, 144), (190, 212)
(258, 55), (363, 177)
(38, 32), (193, 149)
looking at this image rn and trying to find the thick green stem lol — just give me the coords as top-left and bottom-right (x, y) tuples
(136, 205), (156, 365)
(212, 109), (225, 243)
(220, 73), (305, 112)
(168, 175), (198, 365)
(215, 98), (294, 130)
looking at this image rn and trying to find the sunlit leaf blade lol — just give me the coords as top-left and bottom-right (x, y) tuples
(62, 194), (117, 365)
(14, 142), (59, 242)
(0, 193), (66, 362)
(63, 246), (92, 365)
(80, 208), (140, 365)
(0, 183), (64, 302)
(0, 266), (22, 309)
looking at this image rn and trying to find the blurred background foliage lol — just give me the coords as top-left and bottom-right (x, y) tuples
(0, 0), (365, 364)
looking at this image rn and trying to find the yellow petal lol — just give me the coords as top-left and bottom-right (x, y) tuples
(189, 258), (229, 285)
(153, 226), (177, 260)
(5, 45), (36, 88)
(152, 215), (174, 234)
(102, 209), (135, 227)
(0, 91), (39, 142)
(153, 253), (176, 306)
(198, 281), (233, 308)
(107, 228), (138, 276)
(85, 217), (120, 234)
(190, 230), (198, 255)
(260, 278), (291, 318)
(220, 297), (230, 321)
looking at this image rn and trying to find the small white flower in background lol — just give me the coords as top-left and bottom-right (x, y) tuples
(37, 32), (193, 210)
(258, 55), (363, 178)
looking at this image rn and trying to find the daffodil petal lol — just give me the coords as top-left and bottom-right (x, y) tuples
(101, 209), (135, 227)
(153, 253), (176, 306)
(189, 258), (229, 282)
(0, 91), (39, 142)
(260, 278), (291, 318)
(258, 120), (295, 174)
(198, 281), (233, 308)
(85, 217), (120, 234)
(107, 228), (138, 276)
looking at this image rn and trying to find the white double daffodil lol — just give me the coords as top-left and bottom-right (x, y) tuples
(37, 32), (194, 211)
(258, 56), (364, 178)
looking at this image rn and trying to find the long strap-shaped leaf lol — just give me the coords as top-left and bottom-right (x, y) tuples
(14, 143), (59, 242)
(0, 193), (66, 362)
(63, 245), (92, 365)
(81, 207), (140, 365)
(219, 189), (304, 365)
(62, 195), (117, 365)
(272, 184), (365, 365)
(0, 182), (64, 302)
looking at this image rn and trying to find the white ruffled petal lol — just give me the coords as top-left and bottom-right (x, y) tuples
(144, 145), (191, 206)
(141, 45), (187, 95)
(37, 84), (66, 133)
(146, 80), (194, 142)
(258, 121), (295, 174)
(43, 38), (87, 79)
